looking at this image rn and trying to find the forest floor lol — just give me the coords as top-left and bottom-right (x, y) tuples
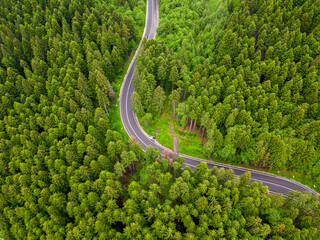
(171, 117), (205, 159)
(138, 109), (173, 148)
(113, 7), (319, 193)
(138, 108), (319, 192)
(138, 108), (206, 159)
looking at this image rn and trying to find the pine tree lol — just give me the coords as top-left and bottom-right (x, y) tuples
(152, 86), (166, 115)
(131, 91), (144, 117)
(170, 90), (180, 117)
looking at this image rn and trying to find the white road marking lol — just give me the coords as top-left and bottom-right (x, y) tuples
(119, 0), (319, 197)
(183, 162), (316, 194)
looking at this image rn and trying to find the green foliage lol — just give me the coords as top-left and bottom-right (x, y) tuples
(135, 0), (320, 184)
(106, 159), (320, 239)
(0, 0), (144, 238)
(1, 0), (320, 238)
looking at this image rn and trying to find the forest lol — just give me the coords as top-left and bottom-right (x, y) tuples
(133, 0), (320, 183)
(0, 0), (319, 239)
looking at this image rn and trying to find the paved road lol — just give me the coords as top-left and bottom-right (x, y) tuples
(119, 0), (319, 196)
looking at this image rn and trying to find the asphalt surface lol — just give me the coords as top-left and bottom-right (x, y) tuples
(119, 0), (319, 197)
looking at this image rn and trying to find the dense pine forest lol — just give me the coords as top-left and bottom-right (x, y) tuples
(133, 0), (320, 182)
(0, 0), (320, 239)
(0, 0), (146, 238)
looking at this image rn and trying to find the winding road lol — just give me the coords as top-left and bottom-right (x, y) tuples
(119, 0), (319, 196)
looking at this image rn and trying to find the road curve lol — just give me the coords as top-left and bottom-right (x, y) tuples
(119, 0), (319, 197)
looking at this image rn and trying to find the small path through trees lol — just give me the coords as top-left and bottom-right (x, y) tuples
(169, 118), (179, 156)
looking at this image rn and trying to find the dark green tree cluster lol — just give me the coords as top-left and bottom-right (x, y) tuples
(0, 0), (319, 239)
(0, 0), (145, 238)
(77, 150), (319, 240)
(131, 40), (168, 118)
(133, 0), (320, 181)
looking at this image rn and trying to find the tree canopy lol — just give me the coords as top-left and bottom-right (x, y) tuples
(133, 0), (320, 182)
(0, 0), (145, 238)
(1, 0), (320, 239)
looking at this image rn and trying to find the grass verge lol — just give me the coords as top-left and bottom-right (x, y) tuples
(109, 50), (135, 140)
(137, 109), (172, 148)
(109, 15), (146, 140)
(137, 107), (205, 159)
(109, 101), (129, 140)
(136, 108), (319, 193)
(267, 170), (318, 192)
(172, 117), (205, 159)
(226, 161), (319, 193)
